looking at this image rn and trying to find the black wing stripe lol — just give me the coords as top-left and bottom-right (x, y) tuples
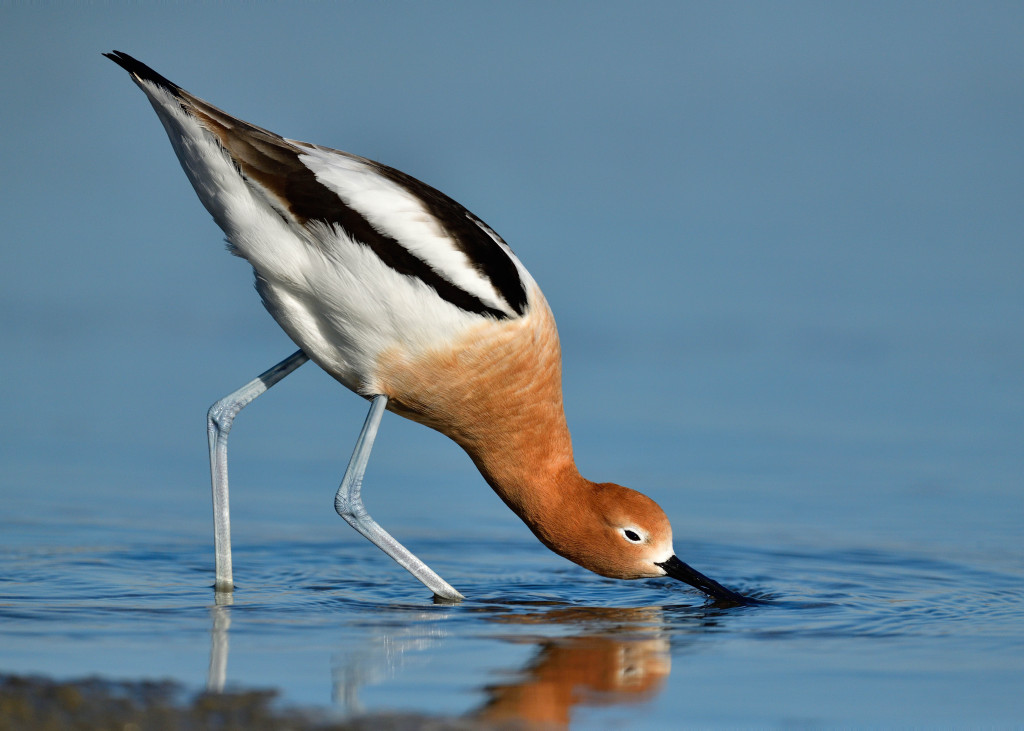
(280, 154), (515, 319)
(368, 162), (528, 316)
(105, 51), (524, 320)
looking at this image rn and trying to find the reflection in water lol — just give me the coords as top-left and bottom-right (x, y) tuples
(331, 610), (451, 715)
(206, 600), (720, 727)
(476, 634), (669, 725)
(207, 591), (233, 693)
(472, 606), (670, 727)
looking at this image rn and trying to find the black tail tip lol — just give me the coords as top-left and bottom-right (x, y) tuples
(104, 50), (180, 92)
(103, 50), (139, 71)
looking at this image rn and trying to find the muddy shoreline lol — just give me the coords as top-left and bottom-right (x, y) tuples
(0, 674), (499, 731)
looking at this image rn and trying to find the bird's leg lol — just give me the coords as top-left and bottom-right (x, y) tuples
(335, 395), (465, 602)
(207, 349), (309, 591)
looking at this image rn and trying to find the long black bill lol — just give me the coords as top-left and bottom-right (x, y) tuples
(656, 555), (750, 604)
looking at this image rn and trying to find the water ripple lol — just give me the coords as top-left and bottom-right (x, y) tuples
(1, 534), (1021, 646)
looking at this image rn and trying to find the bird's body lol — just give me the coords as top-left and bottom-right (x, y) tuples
(106, 51), (747, 603)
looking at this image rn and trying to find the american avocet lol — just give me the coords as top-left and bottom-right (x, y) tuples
(105, 51), (748, 604)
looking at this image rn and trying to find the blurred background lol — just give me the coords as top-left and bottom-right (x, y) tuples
(4, 1), (1020, 549)
(1, 3), (1022, 724)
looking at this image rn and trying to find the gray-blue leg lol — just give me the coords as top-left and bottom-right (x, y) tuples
(336, 395), (465, 602)
(207, 349), (309, 591)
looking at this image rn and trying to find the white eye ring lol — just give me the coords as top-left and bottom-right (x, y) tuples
(622, 528), (643, 543)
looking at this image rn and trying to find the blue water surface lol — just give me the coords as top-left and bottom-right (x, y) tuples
(2, 4), (1023, 727)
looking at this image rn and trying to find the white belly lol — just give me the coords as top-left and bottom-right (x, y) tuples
(247, 221), (490, 395)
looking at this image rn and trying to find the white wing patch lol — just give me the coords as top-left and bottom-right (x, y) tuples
(121, 69), (533, 393)
(295, 144), (515, 316)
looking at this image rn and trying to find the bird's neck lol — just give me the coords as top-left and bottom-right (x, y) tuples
(376, 291), (592, 533)
(458, 394), (588, 531)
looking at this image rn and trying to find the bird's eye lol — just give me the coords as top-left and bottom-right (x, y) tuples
(622, 529), (642, 543)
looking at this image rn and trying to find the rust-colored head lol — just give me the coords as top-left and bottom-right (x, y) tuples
(536, 482), (749, 603)
(554, 482), (677, 580)
(528, 482), (674, 580)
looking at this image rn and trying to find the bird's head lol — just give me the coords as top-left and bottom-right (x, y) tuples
(542, 482), (749, 604)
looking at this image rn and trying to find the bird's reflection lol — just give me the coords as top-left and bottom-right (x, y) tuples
(206, 598), (725, 727)
(473, 606), (671, 727)
(206, 590), (233, 692)
(331, 610), (450, 714)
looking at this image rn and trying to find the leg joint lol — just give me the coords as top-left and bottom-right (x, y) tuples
(207, 398), (240, 433)
(335, 490), (369, 522)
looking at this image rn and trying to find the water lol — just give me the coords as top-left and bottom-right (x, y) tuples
(2, 336), (1022, 727)
(3, 3), (1024, 727)
(2, 417), (1022, 726)
(5, 298), (1022, 725)
(2, 536), (1022, 725)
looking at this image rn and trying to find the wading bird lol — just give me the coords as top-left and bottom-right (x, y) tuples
(105, 51), (748, 604)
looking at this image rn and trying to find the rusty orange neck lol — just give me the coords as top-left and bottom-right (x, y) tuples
(375, 293), (591, 528)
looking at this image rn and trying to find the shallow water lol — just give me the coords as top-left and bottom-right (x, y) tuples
(3, 497), (1022, 726)
(4, 4), (1024, 726)
(3, 276), (1023, 728)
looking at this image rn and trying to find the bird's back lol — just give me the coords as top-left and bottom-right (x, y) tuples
(105, 51), (575, 480)
(105, 51), (541, 403)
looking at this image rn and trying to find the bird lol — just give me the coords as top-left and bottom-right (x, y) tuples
(105, 50), (749, 604)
